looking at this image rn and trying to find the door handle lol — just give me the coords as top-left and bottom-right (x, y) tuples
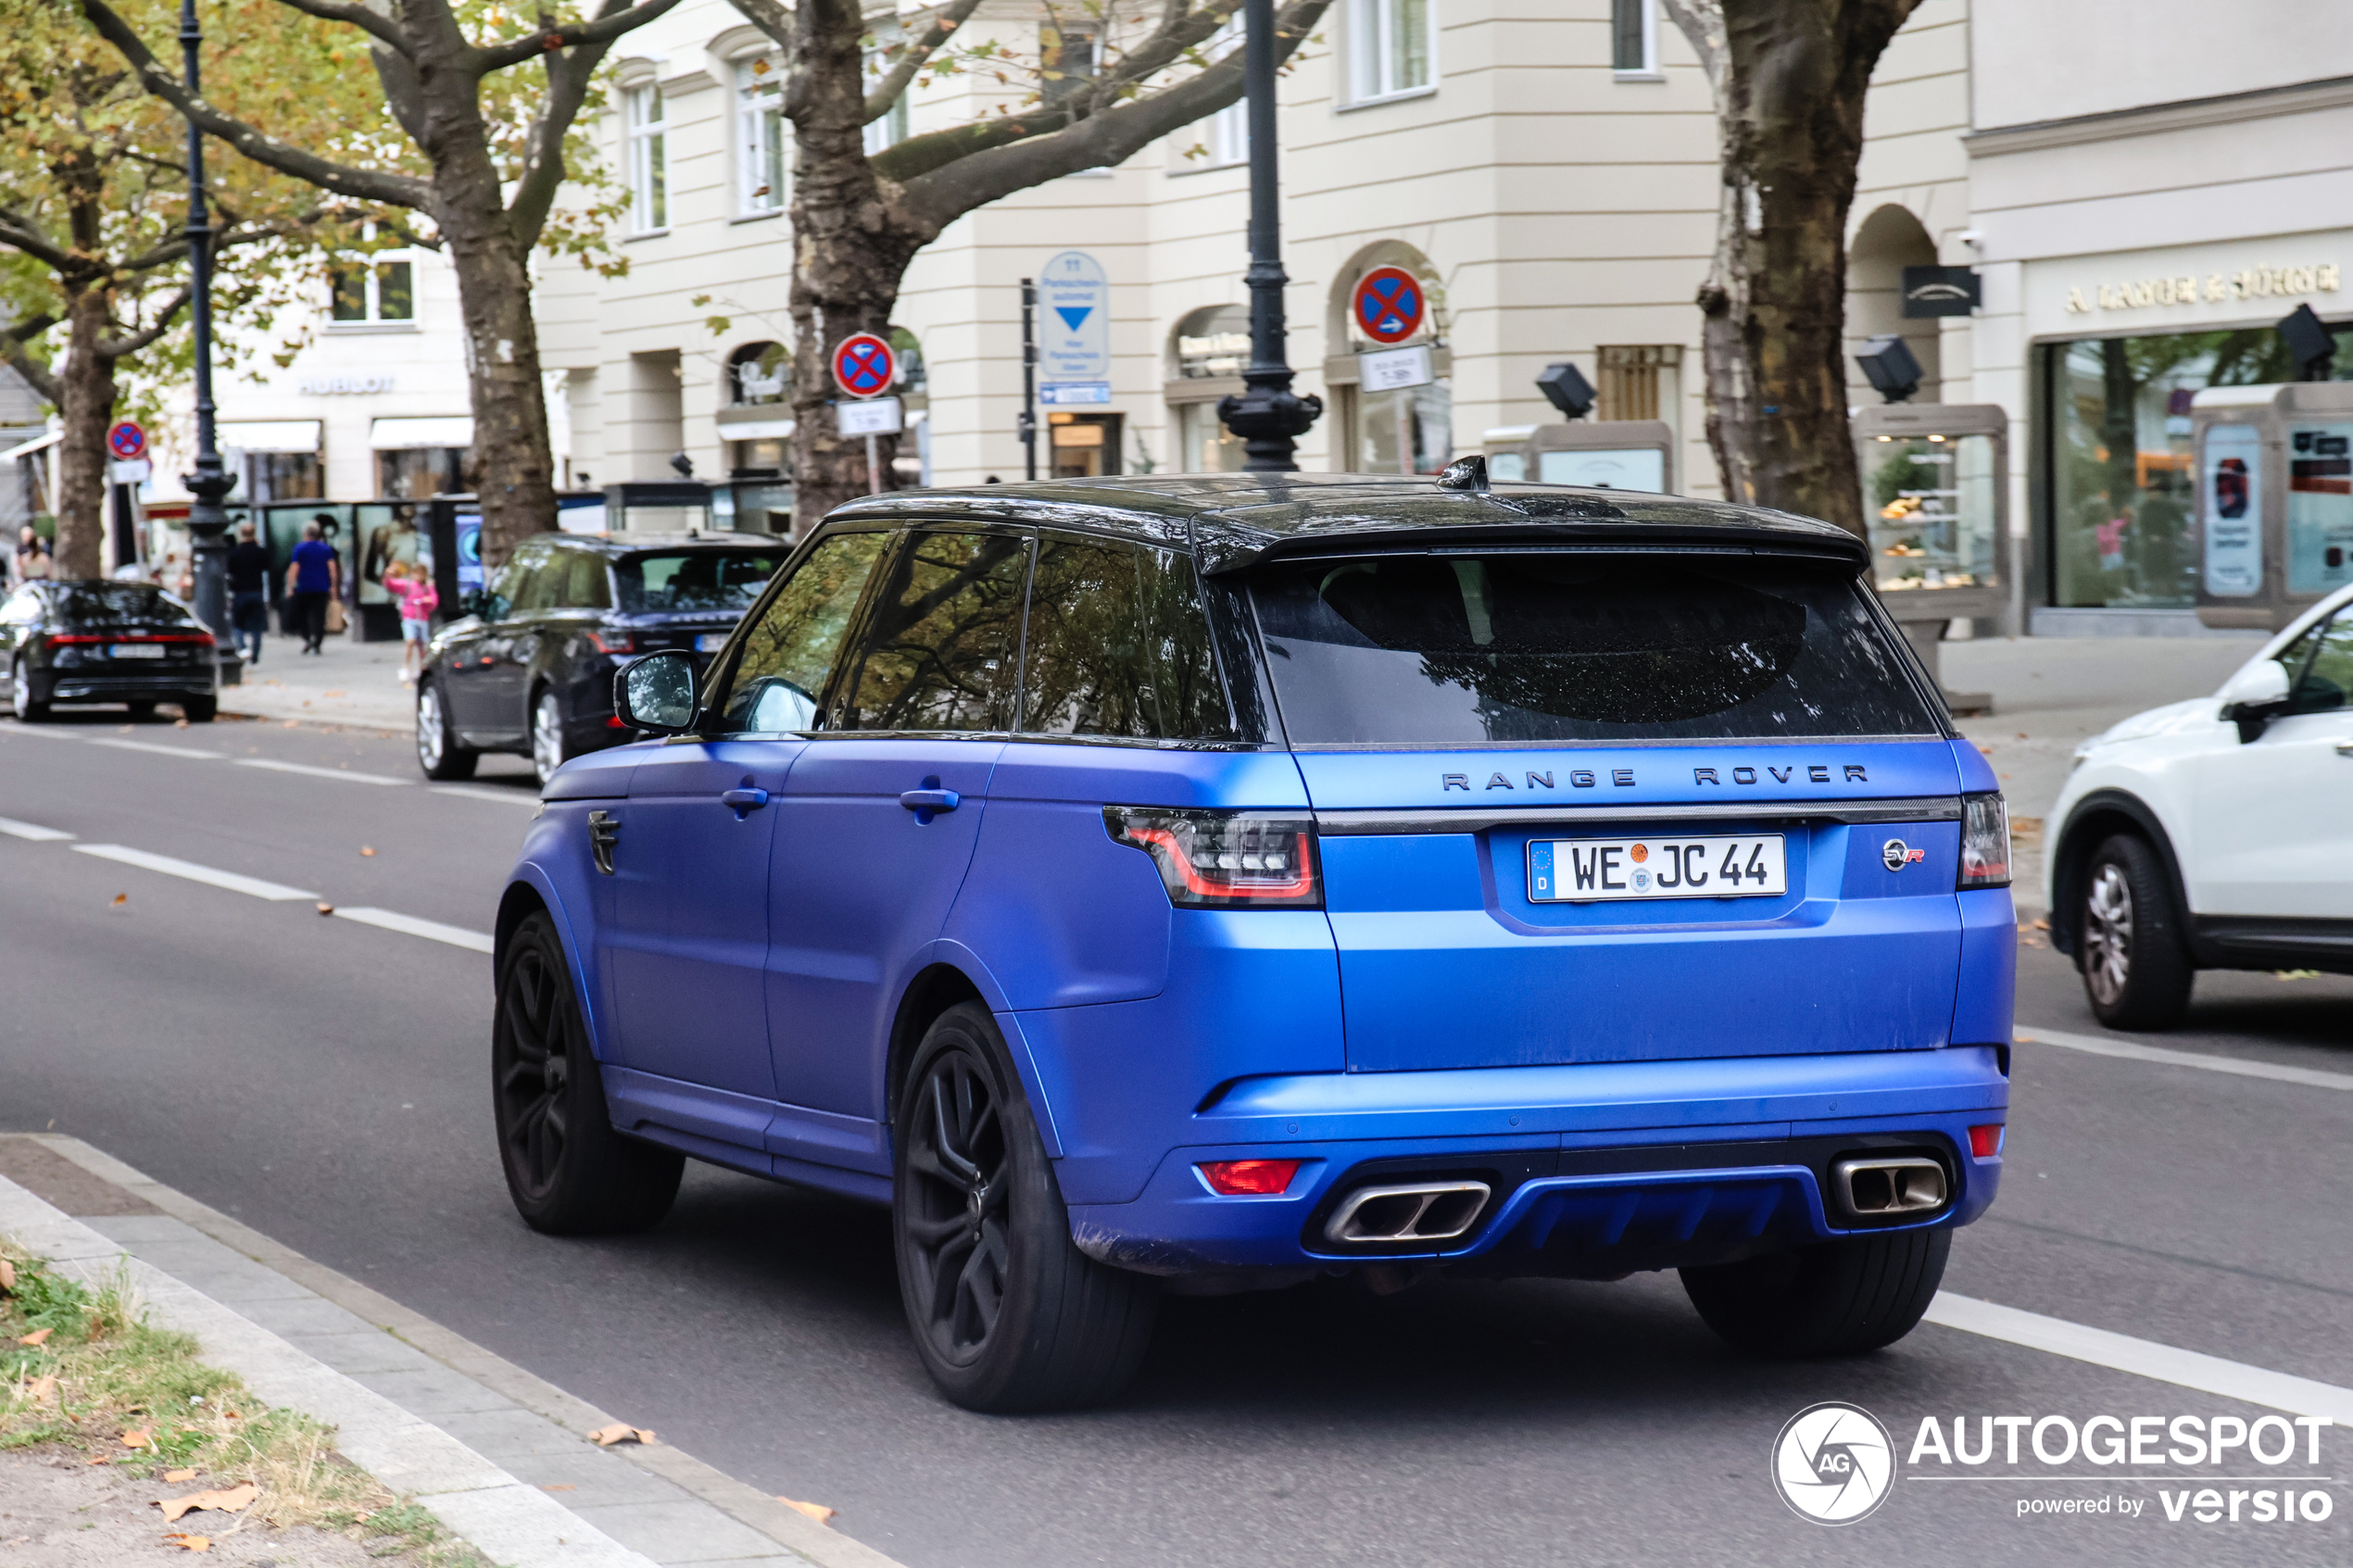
(2335, 743), (2353, 757)
(721, 786), (770, 817)
(900, 787), (961, 822)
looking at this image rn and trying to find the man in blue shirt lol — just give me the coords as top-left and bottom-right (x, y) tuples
(284, 517), (342, 655)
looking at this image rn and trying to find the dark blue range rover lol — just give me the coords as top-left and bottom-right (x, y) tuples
(490, 473), (2013, 1411)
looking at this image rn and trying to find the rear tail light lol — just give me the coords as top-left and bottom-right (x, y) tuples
(589, 631), (636, 655)
(1968, 1123), (2005, 1159)
(1958, 792), (2011, 889)
(1197, 1159), (1302, 1196)
(1104, 807), (1322, 909)
(49, 632), (211, 646)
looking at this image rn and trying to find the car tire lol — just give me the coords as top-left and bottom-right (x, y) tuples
(493, 910), (682, 1235)
(180, 696), (216, 722)
(2078, 832), (2193, 1031)
(126, 699), (158, 721)
(893, 1001), (1159, 1412)
(531, 689), (568, 787)
(415, 679), (478, 781)
(1680, 1227), (1950, 1358)
(9, 659), (48, 722)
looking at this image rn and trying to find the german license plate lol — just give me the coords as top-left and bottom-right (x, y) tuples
(1528, 834), (1788, 902)
(108, 644), (168, 659)
(695, 633), (729, 653)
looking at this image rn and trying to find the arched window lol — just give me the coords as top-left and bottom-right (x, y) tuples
(729, 342), (790, 406)
(1165, 305), (1249, 472)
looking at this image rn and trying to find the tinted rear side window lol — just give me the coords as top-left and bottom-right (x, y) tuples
(836, 531), (1029, 732)
(47, 585), (198, 628)
(1250, 553), (1937, 745)
(1022, 535), (1230, 740)
(615, 550), (786, 613)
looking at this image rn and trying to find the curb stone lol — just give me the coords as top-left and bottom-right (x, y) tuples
(4, 1136), (912, 1568)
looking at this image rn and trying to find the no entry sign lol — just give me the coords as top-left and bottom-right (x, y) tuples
(1351, 266), (1426, 345)
(107, 420), (147, 460)
(831, 333), (897, 398)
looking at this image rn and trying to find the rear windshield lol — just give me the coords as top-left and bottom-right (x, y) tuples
(48, 585), (198, 628)
(614, 550), (786, 614)
(1249, 552), (1938, 745)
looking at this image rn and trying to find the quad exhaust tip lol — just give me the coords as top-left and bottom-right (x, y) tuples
(1324, 1181), (1491, 1245)
(1832, 1155), (1948, 1219)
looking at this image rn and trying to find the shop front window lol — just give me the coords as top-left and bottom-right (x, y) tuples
(2046, 326), (2353, 609)
(1357, 379), (1453, 475)
(1049, 412), (1122, 479)
(1176, 402), (1245, 472)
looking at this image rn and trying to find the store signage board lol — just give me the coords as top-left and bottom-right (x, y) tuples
(1900, 266), (1981, 318)
(1358, 345), (1433, 392)
(1039, 250), (1111, 392)
(1352, 266), (1426, 345)
(837, 396), (904, 437)
(2202, 423), (2263, 596)
(107, 420), (146, 460)
(1040, 382), (1112, 407)
(831, 333), (896, 398)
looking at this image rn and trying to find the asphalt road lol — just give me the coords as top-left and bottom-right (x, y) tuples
(2, 709), (2347, 1567)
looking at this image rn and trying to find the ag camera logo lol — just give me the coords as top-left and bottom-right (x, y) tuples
(1774, 1402), (1896, 1524)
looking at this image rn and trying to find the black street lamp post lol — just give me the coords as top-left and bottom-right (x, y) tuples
(179, 0), (238, 679)
(1215, 0), (1320, 471)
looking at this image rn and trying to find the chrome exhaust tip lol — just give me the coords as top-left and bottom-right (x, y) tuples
(1832, 1155), (1949, 1219)
(1323, 1181), (1491, 1245)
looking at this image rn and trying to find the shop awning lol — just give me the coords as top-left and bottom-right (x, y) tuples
(0, 429), (60, 462)
(219, 419), (321, 453)
(371, 415), (475, 449)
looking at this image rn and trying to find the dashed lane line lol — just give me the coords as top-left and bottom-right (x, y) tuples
(1926, 1293), (2353, 1424)
(331, 906), (495, 953)
(0, 816), (75, 841)
(234, 757), (409, 786)
(82, 737), (226, 760)
(427, 784), (541, 806)
(2018, 1024), (2353, 1093)
(71, 844), (317, 902)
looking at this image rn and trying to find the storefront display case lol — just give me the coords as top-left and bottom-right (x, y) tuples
(2191, 381), (2353, 632)
(1852, 403), (2010, 716)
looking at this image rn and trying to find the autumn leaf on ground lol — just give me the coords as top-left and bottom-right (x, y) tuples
(120, 1428), (152, 1449)
(164, 1468), (196, 1483)
(18, 1327), (52, 1347)
(158, 1482), (258, 1523)
(165, 1533), (210, 1550)
(316, 902), (334, 916)
(587, 1423), (655, 1447)
(360, 846), (375, 857)
(111, 894), (128, 908)
(0, 1258), (14, 1291)
(26, 1374), (57, 1406)
(778, 1497), (837, 1526)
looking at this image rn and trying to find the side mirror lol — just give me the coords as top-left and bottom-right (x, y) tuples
(2219, 658), (2292, 743)
(615, 649), (698, 734)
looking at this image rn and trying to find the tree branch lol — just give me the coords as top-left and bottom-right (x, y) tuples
(275, 0), (412, 57)
(862, 0), (987, 125)
(371, 41), (431, 145)
(80, 0), (434, 209)
(509, 0), (633, 245)
(468, 0), (686, 76)
(895, 0), (1325, 226)
(97, 286), (192, 358)
(0, 211), (73, 273)
(0, 328), (60, 405)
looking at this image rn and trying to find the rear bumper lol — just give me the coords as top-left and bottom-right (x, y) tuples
(1064, 1046), (2007, 1280)
(43, 670), (217, 701)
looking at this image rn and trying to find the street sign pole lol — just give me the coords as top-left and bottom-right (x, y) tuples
(865, 433), (882, 495)
(1019, 279), (1038, 482)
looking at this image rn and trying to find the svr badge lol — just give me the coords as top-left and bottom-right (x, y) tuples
(1882, 838), (1927, 872)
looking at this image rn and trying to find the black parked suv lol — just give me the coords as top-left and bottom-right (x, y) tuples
(416, 533), (786, 783)
(2, 581), (220, 722)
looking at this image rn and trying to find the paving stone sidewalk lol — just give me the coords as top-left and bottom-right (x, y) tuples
(224, 633), (418, 733)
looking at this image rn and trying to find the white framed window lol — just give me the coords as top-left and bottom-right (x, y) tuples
(328, 225), (414, 328)
(1346, 0), (1431, 105)
(625, 84), (667, 232)
(1612, 0), (1659, 77)
(736, 53), (786, 213)
(1198, 20), (1247, 168)
(863, 47), (910, 154)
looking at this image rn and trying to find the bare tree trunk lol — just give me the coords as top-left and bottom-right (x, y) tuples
(785, 0), (932, 523)
(1664, 0), (1919, 533)
(440, 200), (558, 566)
(52, 283), (118, 582)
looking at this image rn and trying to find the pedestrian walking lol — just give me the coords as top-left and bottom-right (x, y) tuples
(284, 517), (341, 655)
(226, 521), (271, 667)
(382, 560), (438, 683)
(14, 527), (52, 583)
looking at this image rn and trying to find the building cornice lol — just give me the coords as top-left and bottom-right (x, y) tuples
(1967, 73), (2353, 157)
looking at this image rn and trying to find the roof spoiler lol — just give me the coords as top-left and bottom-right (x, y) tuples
(1194, 515), (1870, 576)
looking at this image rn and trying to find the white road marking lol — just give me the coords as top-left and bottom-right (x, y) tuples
(1927, 1293), (2353, 1424)
(428, 784), (542, 806)
(0, 723), (79, 739)
(2018, 1023), (2353, 1093)
(235, 757), (409, 786)
(83, 738), (226, 760)
(71, 844), (317, 902)
(0, 816), (74, 841)
(331, 906), (495, 953)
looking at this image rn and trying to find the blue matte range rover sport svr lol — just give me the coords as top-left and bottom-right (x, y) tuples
(493, 472), (2014, 1411)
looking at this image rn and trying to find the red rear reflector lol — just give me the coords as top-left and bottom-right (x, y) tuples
(606, 715), (627, 728)
(1968, 1123), (2004, 1158)
(1197, 1159), (1302, 1197)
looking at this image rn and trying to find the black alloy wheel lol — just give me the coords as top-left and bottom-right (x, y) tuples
(126, 700), (158, 721)
(415, 677), (478, 780)
(2078, 832), (2192, 1031)
(9, 659), (47, 722)
(493, 911), (681, 1233)
(1681, 1227), (1950, 1357)
(181, 696), (216, 722)
(893, 1003), (1158, 1411)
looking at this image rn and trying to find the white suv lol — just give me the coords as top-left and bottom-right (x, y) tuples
(2046, 583), (2353, 1030)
